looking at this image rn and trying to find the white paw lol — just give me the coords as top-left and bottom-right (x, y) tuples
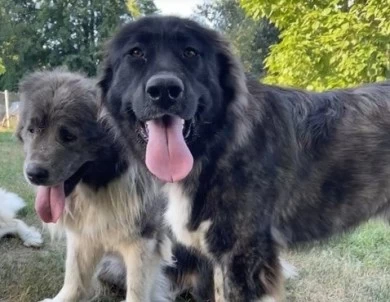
(22, 226), (43, 247)
(257, 297), (277, 302)
(39, 296), (78, 302)
(280, 258), (299, 279)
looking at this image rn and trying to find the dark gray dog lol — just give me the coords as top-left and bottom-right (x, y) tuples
(99, 16), (390, 301)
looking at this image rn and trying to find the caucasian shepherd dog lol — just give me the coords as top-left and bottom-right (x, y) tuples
(16, 70), (173, 302)
(100, 16), (390, 301)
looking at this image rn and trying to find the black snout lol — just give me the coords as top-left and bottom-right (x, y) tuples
(146, 73), (184, 106)
(26, 163), (49, 184)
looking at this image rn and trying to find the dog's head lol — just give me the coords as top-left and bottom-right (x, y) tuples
(17, 69), (105, 223)
(100, 16), (246, 183)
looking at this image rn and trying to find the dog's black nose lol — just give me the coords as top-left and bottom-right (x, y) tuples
(146, 73), (184, 105)
(26, 164), (49, 184)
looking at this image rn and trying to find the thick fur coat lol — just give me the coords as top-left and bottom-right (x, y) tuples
(100, 16), (390, 301)
(17, 70), (172, 302)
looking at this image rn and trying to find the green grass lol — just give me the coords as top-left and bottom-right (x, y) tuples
(0, 130), (389, 301)
(0, 131), (34, 213)
(284, 222), (390, 301)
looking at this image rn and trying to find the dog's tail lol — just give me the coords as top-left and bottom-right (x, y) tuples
(0, 188), (26, 219)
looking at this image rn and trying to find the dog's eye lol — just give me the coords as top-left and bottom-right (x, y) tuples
(183, 47), (199, 58)
(59, 127), (77, 143)
(129, 47), (144, 58)
(27, 127), (36, 134)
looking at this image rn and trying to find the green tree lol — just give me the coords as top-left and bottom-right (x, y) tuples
(0, 0), (157, 91)
(0, 0), (44, 90)
(196, 0), (279, 78)
(127, 0), (158, 17)
(240, 0), (390, 91)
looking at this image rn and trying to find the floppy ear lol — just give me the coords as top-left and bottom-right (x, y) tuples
(14, 119), (24, 142)
(14, 95), (25, 142)
(98, 58), (113, 104)
(214, 35), (253, 146)
(215, 37), (247, 103)
(14, 91), (28, 143)
(15, 73), (39, 143)
(97, 48), (126, 119)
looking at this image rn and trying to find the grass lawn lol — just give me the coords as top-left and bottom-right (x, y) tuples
(0, 129), (389, 302)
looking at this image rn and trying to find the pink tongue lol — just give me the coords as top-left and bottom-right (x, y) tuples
(145, 117), (194, 182)
(35, 184), (65, 223)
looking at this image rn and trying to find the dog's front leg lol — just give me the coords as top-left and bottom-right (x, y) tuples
(15, 218), (43, 247)
(0, 218), (43, 247)
(213, 263), (226, 302)
(40, 230), (103, 302)
(220, 237), (283, 302)
(119, 238), (163, 302)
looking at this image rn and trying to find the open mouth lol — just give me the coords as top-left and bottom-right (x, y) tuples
(138, 115), (193, 142)
(138, 115), (194, 183)
(34, 163), (88, 224)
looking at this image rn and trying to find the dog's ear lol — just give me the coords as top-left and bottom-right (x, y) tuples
(14, 122), (24, 143)
(214, 34), (252, 146)
(16, 73), (38, 143)
(14, 100), (24, 142)
(98, 58), (113, 103)
(14, 96), (26, 143)
(215, 37), (247, 105)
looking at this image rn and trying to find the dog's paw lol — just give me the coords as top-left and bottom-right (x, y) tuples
(256, 297), (277, 302)
(39, 296), (79, 302)
(22, 226), (43, 247)
(280, 258), (299, 279)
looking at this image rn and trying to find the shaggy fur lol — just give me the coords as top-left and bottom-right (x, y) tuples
(97, 243), (297, 301)
(100, 16), (390, 301)
(0, 187), (43, 247)
(17, 69), (173, 302)
(98, 243), (216, 301)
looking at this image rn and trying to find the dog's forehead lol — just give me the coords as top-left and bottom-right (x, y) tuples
(113, 16), (217, 50)
(20, 86), (53, 115)
(127, 16), (197, 33)
(22, 84), (96, 124)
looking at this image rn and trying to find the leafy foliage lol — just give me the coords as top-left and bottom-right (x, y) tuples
(0, 0), (157, 91)
(0, 0), (44, 90)
(127, 0), (158, 17)
(240, 0), (390, 90)
(0, 58), (5, 75)
(196, 0), (279, 78)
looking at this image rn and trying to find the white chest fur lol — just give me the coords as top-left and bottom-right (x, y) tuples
(164, 183), (211, 254)
(58, 173), (145, 247)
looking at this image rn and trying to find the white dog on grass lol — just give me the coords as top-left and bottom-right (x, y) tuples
(0, 187), (43, 247)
